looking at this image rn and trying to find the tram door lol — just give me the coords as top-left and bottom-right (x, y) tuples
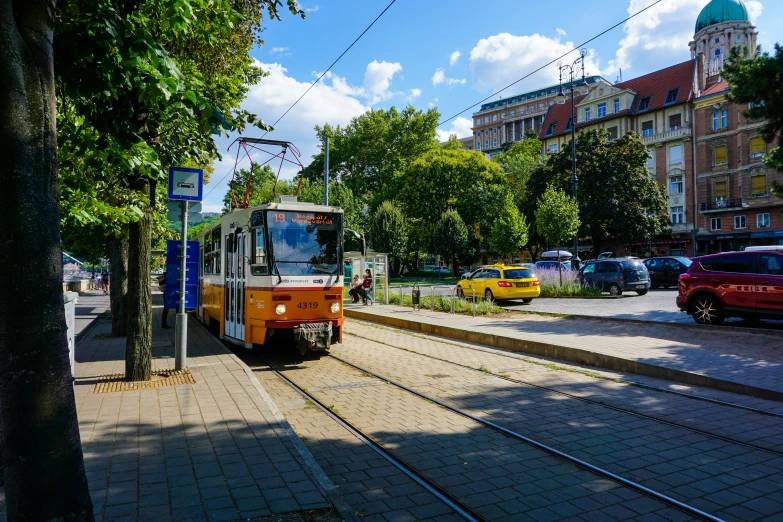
(224, 232), (246, 340)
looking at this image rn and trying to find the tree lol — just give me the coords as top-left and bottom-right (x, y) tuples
(526, 129), (669, 254)
(724, 44), (783, 176)
(369, 202), (408, 277)
(1, 1), (93, 518)
(494, 138), (543, 205)
(432, 210), (470, 277)
(488, 195), (529, 262)
(536, 186), (580, 285)
(307, 106), (441, 207)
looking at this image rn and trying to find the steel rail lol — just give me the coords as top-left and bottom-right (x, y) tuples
(328, 353), (726, 522)
(347, 321), (783, 420)
(343, 332), (783, 457)
(267, 367), (485, 522)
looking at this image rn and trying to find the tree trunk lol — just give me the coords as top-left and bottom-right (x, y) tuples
(125, 177), (154, 381)
(0, 2), (94, 519)
(109, 235), (129, 337)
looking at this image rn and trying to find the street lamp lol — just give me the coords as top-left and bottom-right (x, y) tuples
(557, 50), (586, 270)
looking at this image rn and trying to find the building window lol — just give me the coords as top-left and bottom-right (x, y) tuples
(476, 132), (480, 138)
(736, 35), (742, 41)
(664, 88), (680, 105)
(715, 181), (727, 202)
(493, 128), (497, 134)
(670, 206), (684, 224)
(750, 137), (766, 158)
(638, 96), (651, 112)
(493, 138), (498, 147)
(476, 142), (481, 150)
(548, 144), (558, 153)
(751, 174), (767, 197)
(710, 217), (722, 231)
(715, 49), (722, 58)
(510, 111), (515, 115)
(475, 119), (480, 125)
(714, 38), (720, 44)
(669, 144), (683, 165)
(565, 117), (573, 131)
(484, 117), (489, 123)
(493, 115), (497, 121)
(734, 215), (746, 229)
(646, 149), (655, 171)
(597, 103), (606, 118)
(614, 98), (620, 113)
(757, 213), (771, 228)
(669, 114), (682, 130)
(669, 176), (683, 195)
(484, 130), (489, 136)
(485, 140), (489, 149)
(501, 113), (506, 119)
(642, 121), (654, 137)
(545, 122), (556, 137)
(584, 107), (591, 121)
(712, 110), (727, 130)
(714, 145), (727, 165)
(607, 126), (618, 140)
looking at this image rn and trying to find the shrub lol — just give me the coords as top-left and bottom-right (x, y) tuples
(386, 290), (500, 315)
(534, 267), (602, 298)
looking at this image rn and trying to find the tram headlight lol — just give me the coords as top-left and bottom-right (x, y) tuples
(329, 302), (340, 314)
(274, 304), (286, 316)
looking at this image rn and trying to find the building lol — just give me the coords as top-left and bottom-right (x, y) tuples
(471, 76), (611, 158)
(690, 0), (783, 253)
(439, 136), (474, 151)
(539, 61), (698, 257)
(537, 0), (782, 257)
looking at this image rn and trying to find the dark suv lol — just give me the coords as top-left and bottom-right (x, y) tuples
(677, 250), (783, 324)
(579, 258), (651, 295)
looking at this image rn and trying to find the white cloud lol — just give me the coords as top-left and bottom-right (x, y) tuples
(605, 0), (764, 78)
(428, 97), (439, 109)
(449, 50), (461, 66)
(363, 60), (403, 103)
(305, 4), (320, 13)
(469, 32), (601, 92)
(406, 88), (422, 102)
(436, 117), (473, 142)
(432, 68), (467, 87)
(270, 46), (290, 55)
(555, 28), (567, 38)
(201, 61), (370, 209)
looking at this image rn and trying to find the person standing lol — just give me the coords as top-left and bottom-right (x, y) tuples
(362, 269), (373, 305)
(158, 272), (171, 328)
(101, 271), (110, 296)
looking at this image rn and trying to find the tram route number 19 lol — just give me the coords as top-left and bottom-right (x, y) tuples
(297, 301), (318, 309)
(274, 213), (286, 223)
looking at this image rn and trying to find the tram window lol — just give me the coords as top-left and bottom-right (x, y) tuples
(204, 233), (213, 274)
(212, 228), (221, 274)
(251, 227), (268, 275)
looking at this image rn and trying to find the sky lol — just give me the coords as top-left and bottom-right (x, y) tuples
(200, 0), (782, 212)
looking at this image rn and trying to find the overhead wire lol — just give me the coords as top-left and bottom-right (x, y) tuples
(437, 0), (664, 127)
(203, 0), (397, 199)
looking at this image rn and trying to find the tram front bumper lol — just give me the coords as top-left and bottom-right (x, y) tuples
(293, 322), (333, 354)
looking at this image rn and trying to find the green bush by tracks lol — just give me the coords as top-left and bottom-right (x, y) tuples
(385, 292), (502, 316)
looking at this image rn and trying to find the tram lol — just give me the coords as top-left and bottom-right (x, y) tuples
(198, 196), (345, 353)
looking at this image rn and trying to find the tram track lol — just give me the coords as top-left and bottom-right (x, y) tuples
(247, 351), (718, 522)
(342, 331), (783, 459)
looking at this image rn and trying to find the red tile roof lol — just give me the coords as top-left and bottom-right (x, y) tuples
(540, 60), (696, 140)
(700, 80), (729, 97)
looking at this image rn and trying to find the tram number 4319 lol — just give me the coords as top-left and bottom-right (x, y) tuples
(297, 302), (318, 309)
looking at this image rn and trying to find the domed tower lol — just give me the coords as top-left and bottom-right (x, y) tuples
(690, 0), (757, 75)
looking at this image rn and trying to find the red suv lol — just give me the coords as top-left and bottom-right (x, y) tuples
(677, 249), (783, 325)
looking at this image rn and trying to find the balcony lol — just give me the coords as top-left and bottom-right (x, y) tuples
(641, 123), (692, 145)
(699, 199), (744, 213)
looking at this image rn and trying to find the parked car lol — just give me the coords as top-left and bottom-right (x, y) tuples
(642, 257), (692, 288)
(578, 258), (651, 296)
(676, 250), (783, 325)
(534, 260), (572, 272)
(456, 264), (540, 303)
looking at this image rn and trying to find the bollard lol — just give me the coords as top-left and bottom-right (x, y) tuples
(431, 286), (435, 312)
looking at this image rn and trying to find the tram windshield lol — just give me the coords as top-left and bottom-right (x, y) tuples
(268, 211), (342, 276)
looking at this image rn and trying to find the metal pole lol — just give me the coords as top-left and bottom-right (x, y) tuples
(175, 200), (188, 370)
(571, 80), (579, 270)
(431, 286), (435, 311)
(324, 137), (329, 205)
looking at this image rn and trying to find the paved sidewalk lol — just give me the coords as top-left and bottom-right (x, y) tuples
(3, 295), (340, 522)
(345, 303), (783, 400)
(74, 291), (112, 339)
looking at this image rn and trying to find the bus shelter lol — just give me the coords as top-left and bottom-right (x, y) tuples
(344, 252), (389, 305)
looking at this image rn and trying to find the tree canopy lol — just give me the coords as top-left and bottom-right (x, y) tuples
(432, 210), (470, 276)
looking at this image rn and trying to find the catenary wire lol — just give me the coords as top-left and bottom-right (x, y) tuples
(204, 0), (397, 199)
(438, 0), (663, 127)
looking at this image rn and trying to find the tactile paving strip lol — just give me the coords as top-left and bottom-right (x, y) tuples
(93, 368), (195, 393)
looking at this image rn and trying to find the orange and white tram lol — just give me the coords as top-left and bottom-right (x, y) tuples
(198, 196), (344, 353)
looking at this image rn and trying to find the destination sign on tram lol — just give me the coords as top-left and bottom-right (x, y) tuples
(272, 212), (336, 226)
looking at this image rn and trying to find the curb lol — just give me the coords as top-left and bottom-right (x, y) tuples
(198, 320), (360, 522)
(345, 308), (783, 403)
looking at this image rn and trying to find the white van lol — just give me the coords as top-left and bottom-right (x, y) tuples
(744, 245), (783, 252)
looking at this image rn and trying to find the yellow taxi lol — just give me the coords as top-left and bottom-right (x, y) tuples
(456, 263), (540, 303)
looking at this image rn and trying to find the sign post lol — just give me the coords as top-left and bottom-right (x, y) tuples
(168, 166), (203, 370)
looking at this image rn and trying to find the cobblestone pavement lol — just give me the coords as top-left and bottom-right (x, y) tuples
(261, 352), (696, 522)
(347, 304), (783, 396)
(332, 321), (783, 521)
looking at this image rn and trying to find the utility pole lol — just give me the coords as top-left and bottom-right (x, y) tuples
(175, 201), (189, 370)
(324, 136), (330, 205)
